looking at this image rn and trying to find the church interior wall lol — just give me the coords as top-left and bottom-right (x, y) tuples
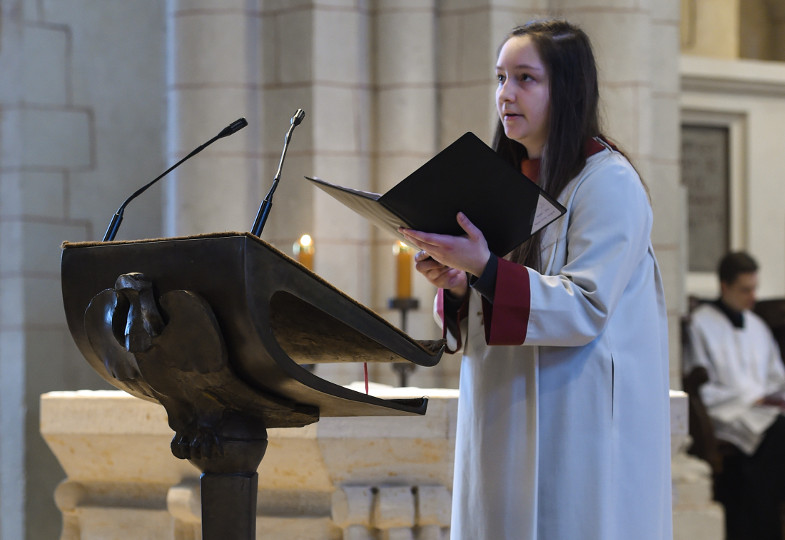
(9, 0), (785, 537)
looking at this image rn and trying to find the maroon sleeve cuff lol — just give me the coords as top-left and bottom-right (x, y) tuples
(482, 258), (531, 345)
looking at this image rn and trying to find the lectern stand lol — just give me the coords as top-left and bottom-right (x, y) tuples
(61, 232), (444, 539)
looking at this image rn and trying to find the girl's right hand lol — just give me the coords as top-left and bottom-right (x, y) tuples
(414, 250), (468, 298)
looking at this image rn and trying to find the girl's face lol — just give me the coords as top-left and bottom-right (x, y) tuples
(496, 35), (550, 158)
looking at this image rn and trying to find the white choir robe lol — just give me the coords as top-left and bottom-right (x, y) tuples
(686, 303), (785, 454)
(436, 149), (673, 540)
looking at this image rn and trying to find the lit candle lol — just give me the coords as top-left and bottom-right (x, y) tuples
(294, 234), (314, 270)
(393, 241), (413, 298)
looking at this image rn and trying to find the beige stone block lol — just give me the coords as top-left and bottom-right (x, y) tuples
(22, 25), (68, 106)
(550, 0), (640, 9)
(437, 13), (462, 85)
(0, 221), (76, 275)
(439, 0), (491, 11)
(273, 9), (315, 84)
(332, 486), (374, 527)
(648, 161), (684, 244)
(372, 486), (415, 529)
(653, 246), (684, 320)
(375, 11), (435, 86)
(169, 87), (262, 155)
(1, 276), (62, 326)
(682, 0), (740, 59)
(415, 485), (451, 527)
(171, 12), (252, 85)
(167, 154), (262, 235)
(313, 9), (367, 84)
(376, 0), (436, 9)
(650, 21), (681, 95)
(169, 0), (252, 10)
(256, 516), (338, 540)
(313, 86), (367, 153)
(568, 11), (651, 86)
(449, 12), (494, 84)
(0, 171), (66, 219)
(77, 507), (175, 539)
(264, 0), (312, 10)
(376, 87), (438, 154)
(8, 108), (91, 169)
(652, 0), (680, 22)
(439, 85), (496, 146)
(650, 94), (680, 163)
(600, 84), (650, 156)
(0, 278), (24, 328)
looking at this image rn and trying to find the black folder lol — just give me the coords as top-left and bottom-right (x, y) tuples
(305, 132), (566, 257)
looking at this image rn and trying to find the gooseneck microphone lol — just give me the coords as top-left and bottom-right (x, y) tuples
(250, 109), (305, 237)
(102, 117), (249, 241)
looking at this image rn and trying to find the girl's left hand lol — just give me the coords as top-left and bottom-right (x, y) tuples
(399, 212), (491, 278)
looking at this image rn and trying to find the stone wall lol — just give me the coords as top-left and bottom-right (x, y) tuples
(41, 388), (693, 540)
(0, 0), (725, 538)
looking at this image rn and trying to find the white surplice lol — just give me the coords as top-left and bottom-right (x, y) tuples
(438, 148), (672, 540)
(686, 303), (785, 454)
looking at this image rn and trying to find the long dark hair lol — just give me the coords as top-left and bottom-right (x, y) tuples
(493, 20), (601, 269)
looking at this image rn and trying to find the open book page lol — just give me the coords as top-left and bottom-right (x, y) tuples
(306, 177), (410, 242)
(304, 133), (566, 256)
(532, 194), (566, 235)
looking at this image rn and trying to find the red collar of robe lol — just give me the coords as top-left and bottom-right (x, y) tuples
(520, 136), (614, 183)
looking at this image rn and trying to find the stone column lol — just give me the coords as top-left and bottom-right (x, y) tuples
(414, 485), (451, 540)
(332, 486), (375, 540)
(372, 486), (416, 540)
(164, 0), (264, 236)
(369, 1), (441, 386)
(2, 1), (166, 538)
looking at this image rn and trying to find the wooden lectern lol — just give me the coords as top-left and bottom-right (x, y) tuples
(61, 232), (444, 539)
